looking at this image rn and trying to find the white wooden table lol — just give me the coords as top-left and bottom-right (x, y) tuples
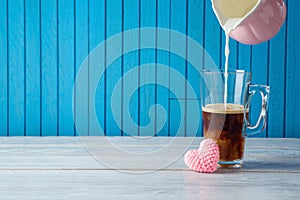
(0, 137), (299, 200)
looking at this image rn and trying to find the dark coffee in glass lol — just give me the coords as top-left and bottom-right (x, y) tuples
(202, 103), (248, 168)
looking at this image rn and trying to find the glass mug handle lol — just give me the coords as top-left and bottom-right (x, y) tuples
(244, 84), (270, 136)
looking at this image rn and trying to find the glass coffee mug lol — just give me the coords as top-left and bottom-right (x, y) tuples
(200, 70), (269, 168)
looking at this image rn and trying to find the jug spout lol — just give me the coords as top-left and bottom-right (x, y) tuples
(211, 0), (286, 44)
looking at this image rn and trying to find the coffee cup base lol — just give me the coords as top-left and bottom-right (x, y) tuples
(218, 160), (243, 169)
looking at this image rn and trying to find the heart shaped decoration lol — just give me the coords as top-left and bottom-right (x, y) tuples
(184, 139), (220, 173)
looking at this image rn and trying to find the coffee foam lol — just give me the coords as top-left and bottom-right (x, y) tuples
(202, 103), (247, 114)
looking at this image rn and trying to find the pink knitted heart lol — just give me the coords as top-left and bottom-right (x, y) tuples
(184, 139), (220, 173)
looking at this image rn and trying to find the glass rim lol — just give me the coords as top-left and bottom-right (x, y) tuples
(200, 69), (252, 75)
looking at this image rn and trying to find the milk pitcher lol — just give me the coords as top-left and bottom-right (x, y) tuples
(211, 0), (286, 44)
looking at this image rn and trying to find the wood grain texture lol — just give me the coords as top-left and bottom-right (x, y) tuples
(8, 2), (23, 136)
(0, 137), (299, 200)
(286, 0), (300, 138)
(237, 43), (251, 71)
(251, 42), (269, 138)
(169, 0), (187, 137)
(0, 0), (8, 136)
(74, 0), (89, 136)
(105, 0), (123, 136)
(0, 137), (299, 170)
(156, 0), (170, 137)
(0, 0), (299, 138)
(123, 0), (139, 136)
(89, 0), (105, 136)
(0, 170), (299, 200)
(268, 24), (286, 138)
(8, 0), (25, 136)
(41, 0), (58, 136)
(58, 0), (75, 136)
(25, 0), (41, 136)
(139, 0), (157, 137)
(187, 0), (204, 137)
(204, 0), (221, 68)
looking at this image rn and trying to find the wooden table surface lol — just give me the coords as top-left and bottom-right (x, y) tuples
(0, 137), (299, 200)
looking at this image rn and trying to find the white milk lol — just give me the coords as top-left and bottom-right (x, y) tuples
(216, 0), (259, 107)
(223, 19), (240, 107)
(220, 0), (259, 18)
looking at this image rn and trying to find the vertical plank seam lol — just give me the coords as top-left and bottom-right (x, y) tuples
(121, 0), (124, 136)
(24, 0), (27, 136)
(154, 0), (158, 136)
(39, 0), (42, 136)
(87, 0), (90, 136)
(56, 0), (59, 136)
(138, 0), (141, 136)
(73, 0), (77, 136)
(104, 0), (107, 136)
(219, 26), (224, 70)
(202, 0), (206, 70)
(250, 45), (253, 71)
(236, 43), (239, 69)
(266, 40), (270, 138)
(283, 0), (289, 138)
(236, 41), (238, 70)
(6, 0), (9, 136)
(168, 0), (171, 137)
(185, 0), (189, 137)
(201, 0), (206, 136)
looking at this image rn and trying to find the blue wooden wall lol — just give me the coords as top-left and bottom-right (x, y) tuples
(0, 0), (299, 138)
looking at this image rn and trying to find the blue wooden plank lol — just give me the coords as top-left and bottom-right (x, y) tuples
(169, 98), (182, 137)
(41, 0), (58, 136)
(123, 0), (139, 136)
(237, 44), (251, 71)
(139, 0), (156, 136)
(1, 0), (298, 138)
(0, 0), (8, 136)
(237, 43), (252, 140)
(286, 0), (300, 138)
(58, 0), (75, 136)
(8, 0), (25, 136)
(74, 0), (89, 136)
(169, 0), (186, 137)
(156, 0), (170, 136)
(187, 0), (204, 137)
(105, 0), (122, 136)
(251, 42), (269, 138)
(89, 0), (105, 136)
(25, 0), (41, 136)
(204, 0), (221, 69)
(268, 23), (286, 138)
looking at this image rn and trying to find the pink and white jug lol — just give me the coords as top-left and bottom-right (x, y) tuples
(211, 0), (287, 44)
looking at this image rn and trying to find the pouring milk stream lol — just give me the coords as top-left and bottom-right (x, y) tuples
(211, 0), (286, 107)
(218, 0), (259, 107)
